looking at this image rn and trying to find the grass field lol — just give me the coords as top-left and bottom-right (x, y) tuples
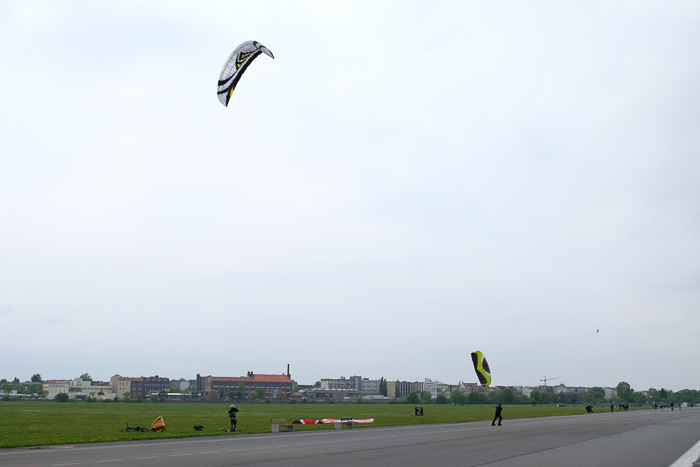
(0, 401), (645, 449)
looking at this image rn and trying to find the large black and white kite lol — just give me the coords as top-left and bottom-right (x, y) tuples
(217, 40), (274, 107)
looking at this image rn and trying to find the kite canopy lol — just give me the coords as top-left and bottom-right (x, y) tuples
(322, 418), (375, 424)
(150, 415), (165, 432)
(217, 40), (274, 107)
(471, 350), (491, 386)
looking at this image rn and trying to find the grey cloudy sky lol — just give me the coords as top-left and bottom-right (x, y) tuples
(1, 1), (699, 391)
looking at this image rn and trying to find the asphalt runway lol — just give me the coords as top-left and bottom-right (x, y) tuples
(3, 408), (700, 467)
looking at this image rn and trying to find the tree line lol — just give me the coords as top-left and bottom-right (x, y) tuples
(386, 380), (700, 406)
(3, 374), (700, 406)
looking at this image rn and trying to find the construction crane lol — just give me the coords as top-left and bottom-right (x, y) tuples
(540, 376), (559, 386)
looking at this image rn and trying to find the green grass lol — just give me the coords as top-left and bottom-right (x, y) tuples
(0, 401), (645, 448)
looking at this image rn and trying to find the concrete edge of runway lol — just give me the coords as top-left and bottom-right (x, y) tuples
(670, 438), (700, 467)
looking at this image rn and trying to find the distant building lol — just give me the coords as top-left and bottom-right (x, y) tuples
(294, 383), (316, 391)
(360, 378), (380, 393)
(111, 375), (140, 397)
(436, 381), (452, 396)
(320, 376), (380, 394)
(110, 375), (169, 398)
(551, 384), (589, 394)
(170, 378), (197, 391)
(410, 381), (424, 394)
(307, 387), (360, 401)
(44, 380), (71, 399)
(45, 378), (115, 400)
(142, 376), (170, 396)
(386, 380), (460, 399)
(461, 382), (480, 394)
(603, 387), (615, 400)
(197, 371), (293, 399)
(386, 381), (424, 398)
(387, 381), (398, 398)
(170, 378), (187, 390)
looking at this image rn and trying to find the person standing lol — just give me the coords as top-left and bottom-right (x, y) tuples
(610, 403), (614, 413)
(492, 403), (503, 426)
(228, 404), (240, 432)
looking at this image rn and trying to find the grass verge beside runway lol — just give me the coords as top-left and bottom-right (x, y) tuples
(0, 401), (646, 448)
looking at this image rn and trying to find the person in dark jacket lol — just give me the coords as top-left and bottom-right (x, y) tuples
(492, 404), (503, 426)
(227, 404), (240, 432)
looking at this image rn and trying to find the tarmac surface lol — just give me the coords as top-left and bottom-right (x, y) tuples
(2, 408), (700, 467)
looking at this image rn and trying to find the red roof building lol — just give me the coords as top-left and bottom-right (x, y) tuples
(197, 372), (294, 399)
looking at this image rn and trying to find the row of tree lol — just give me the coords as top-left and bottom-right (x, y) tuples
(424, 382), (700, 406)
(3, 375), (700, 406)
(612, 382), (699, 406)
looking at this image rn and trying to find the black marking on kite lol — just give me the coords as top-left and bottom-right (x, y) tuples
(236, 51), (254, 69)
(471, 352), (490, 386)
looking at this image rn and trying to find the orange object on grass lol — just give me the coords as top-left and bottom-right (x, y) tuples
(150, 416), (165, 432)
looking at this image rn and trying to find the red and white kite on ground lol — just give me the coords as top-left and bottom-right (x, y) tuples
(322, 418), (375, 424)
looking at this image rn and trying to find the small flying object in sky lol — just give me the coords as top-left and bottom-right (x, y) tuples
(217, 40), (274, 107)
(597, 328), (599, 334)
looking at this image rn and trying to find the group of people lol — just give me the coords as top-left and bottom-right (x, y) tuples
(653, 402), (679, 411)
(611, 403), (630, 412)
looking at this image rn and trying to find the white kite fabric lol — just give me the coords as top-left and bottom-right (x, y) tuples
(322, 418), (375, 424)
(291, 418), (375, 425)
(217, 40), (274, 107)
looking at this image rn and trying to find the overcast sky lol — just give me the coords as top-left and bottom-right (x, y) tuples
(1, 1), (699, 392)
